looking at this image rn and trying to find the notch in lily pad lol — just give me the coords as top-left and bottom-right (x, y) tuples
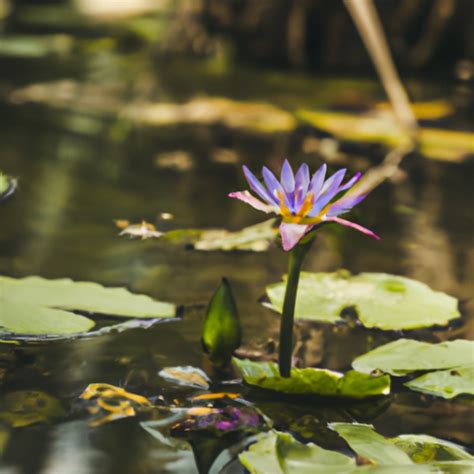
(202, 278), (242, 368)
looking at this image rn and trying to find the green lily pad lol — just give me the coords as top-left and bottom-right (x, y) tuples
(404, 366), (474, 399)
(266, 271), (460, 330)
(330, 423), (474, 469)
(352, 339), (474, 376)
(0, 391), (65, 427)
(0, 275), (175, 337)
(239, 430), (355, 474)
(233, 358), (390, 399)
(391, 434), (474, 462)
(330, 423), (414, 466)
(239, 428), (474, 474)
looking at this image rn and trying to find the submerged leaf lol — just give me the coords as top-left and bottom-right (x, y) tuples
(0, 275), (175, 337)
(202, 279), (242, 367)
(404, 366), (474, 399)
(159, 366), (210, 389)
(0, 391), (65, 427)
(352, 339), (474, 376)
(266, 272), (460, 330)
(233, 359), (390, 399)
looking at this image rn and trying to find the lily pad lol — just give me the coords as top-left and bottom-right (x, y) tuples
(239, 430), (355, 474)
(240, 427), (474, 474)
(0, 390), (65, 427)
(194, 219), (277, 252)
(330, 423), (474, 468)
(296, 109), (474, 162)
(404, 366), (474, 399)
(159, 366), (211, 389)
(330, 423), (414, 466)
(0, 275), (175, 337)
(352, 339), (474, 376)
(233, 358), (390, 399)
(266, 271), (460, 330)
(161, 219), (277, 252)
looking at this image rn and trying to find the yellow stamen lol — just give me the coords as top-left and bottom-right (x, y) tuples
(277, 191), (292, 218)
(296, 192), (314, 218)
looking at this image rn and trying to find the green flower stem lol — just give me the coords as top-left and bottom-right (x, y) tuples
(278, 239), (313, 377)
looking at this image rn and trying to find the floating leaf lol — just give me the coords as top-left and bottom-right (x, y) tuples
(296, 109), (474, 162)
(391, 434), (474, 462)
(330, 423), (414, 466)
(352, 339), (474, 376)
(404, 366), (474, 399)
(79, 383), (152, 427)
(126, 97), (297, 133)
(118, 220), (163, 239)
(239, 430), (355, 474)
(0, 275), (175, 337)
(330, 423), (474, 471)
(159, 366), (210, 389)
(240, 428), (474, 473)
(202, 279), (241, 368)
(266, 272), (460, 330)
(233, 358), (390, 399)
(0, 391), (65, 427)
(194, 220), (277, 252)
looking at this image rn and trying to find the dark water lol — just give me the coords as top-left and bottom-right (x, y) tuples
(0, 14), (473, 474)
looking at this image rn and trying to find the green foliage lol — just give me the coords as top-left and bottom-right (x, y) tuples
(239, 427), (474, 473)
(352, 339), (474, 376)
(266, 271), (460, 330)
(239, 431), (355, 474)
(330, 423), (414, 466)
(405, 366), (474, 399)
(202, 279), (242, 367)
(233, 359), (390, 399)
(0, 275), (175, 337)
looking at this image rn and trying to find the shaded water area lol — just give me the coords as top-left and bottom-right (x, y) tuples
(0, 4), (474, 474)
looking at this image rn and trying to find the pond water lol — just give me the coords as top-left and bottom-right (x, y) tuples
(0, 10), (473, 474)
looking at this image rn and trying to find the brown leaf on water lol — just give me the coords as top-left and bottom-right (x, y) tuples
(80, 383), (153, 427)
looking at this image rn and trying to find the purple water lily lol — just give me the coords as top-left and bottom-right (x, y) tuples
(229, 160), (379, 251)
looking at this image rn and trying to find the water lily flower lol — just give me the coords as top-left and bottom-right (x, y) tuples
(229, 160), (379, 251)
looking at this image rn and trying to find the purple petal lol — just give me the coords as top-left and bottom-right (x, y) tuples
(339, 172), (362, 192)
(326, 193), (367, 217)
(294, 163), (310, 193)
(327, 216), (380, 240)
(262, 166), (283, 204)
(280, 159), (295, 193)
(310, 164), (327, 198)
(294, 163), (310, 207)
(243, 166), (275, 205)
(279, 222), (313, 251)
(308, 168), (347, 217)
(228, 191), (276, 213)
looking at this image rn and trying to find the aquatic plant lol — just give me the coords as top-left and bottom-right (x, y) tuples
(230, 160), (379, 377)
